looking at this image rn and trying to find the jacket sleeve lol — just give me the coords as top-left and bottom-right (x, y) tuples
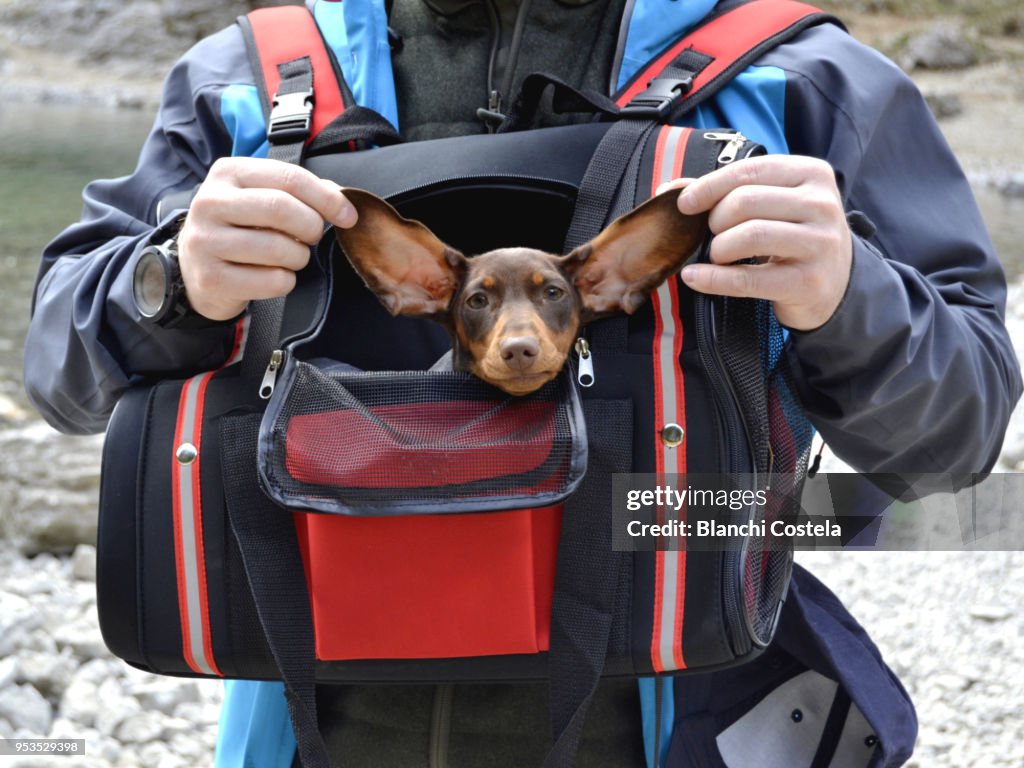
(23, 26), (252, 435)
(771, 25), (1022, 488)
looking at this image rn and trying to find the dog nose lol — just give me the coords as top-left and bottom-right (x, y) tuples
(500, 336), (540, 371)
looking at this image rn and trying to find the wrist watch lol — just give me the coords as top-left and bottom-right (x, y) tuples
(132, 232), (229, 330)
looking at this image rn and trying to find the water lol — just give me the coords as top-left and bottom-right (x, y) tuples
(0, 104), (155, 412)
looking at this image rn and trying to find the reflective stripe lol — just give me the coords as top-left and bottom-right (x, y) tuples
(172, 371), (221, 676)
(170, 315), (250, 676)
(649, 126), (690, 673)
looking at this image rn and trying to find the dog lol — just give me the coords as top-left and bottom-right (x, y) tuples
(334, 188), (708, 396)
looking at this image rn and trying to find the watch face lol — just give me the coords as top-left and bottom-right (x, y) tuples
(133, 249), (169, 319)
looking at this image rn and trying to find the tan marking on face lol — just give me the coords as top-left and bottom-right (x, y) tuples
(472, 308), (580, 395)
(532, 272), (544, 286)
(481, 275), (496, 289)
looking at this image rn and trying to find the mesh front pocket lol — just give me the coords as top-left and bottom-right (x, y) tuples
(259, 360), (587, 515)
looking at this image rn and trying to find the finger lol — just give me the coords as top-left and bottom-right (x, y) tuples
(222, 158), (358, 228)
(655, 177), (697, 196)
(679, 261), (803, 303)
(676, 155), (823, 215)
(708, 220), (820, 265)
(706, 185), (812, 235)
(201, 227), (313, 272)
(198, 188), (327, 245)
(189, 260), (299, 311)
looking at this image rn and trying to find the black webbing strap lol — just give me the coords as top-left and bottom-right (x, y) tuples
(240, 56), (317, 379)
(562, 118), (654, 355)
(562, 118), (653, 253)
(543, 400), (632, 768)
(306, 106), (403, 155)
(268, 58), (316, 165)
(496, 73), (620, 134)
(221, 415), (332, 768)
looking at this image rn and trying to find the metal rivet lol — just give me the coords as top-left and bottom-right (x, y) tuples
(865, 735), (878, 748)
(175, 442), (198, 465)
(661, 423), (685, 447)
(790, 709), (803, 723)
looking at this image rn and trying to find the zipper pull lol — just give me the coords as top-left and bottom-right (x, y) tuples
(476, 90), (506, 132)
(259, 349), (284, 400)
(574, 337), (595, 388)
(703, 131), (747, 164)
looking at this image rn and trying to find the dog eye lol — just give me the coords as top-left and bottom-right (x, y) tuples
(544, 286), (566, 300)
(466, 292), (489, 309)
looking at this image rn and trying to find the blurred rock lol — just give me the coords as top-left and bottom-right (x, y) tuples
(94, 678), (141, 737)
(969, 604), (1012, 621)
(923, 91), (964, 120)
(0, 658), (18, 689)
(126, 679), (200, 716)
(16, 649), (77, 699)
(900, 24), (979, 71)
(116, 710), (166, 744)
(997, 175), (1024, 200)
(0, 590), (41, 656)
(70, 544), (96, 582)
(53, 615), (108, 660)
(0, 683), (53, 735)
(0, 427), (102, 556)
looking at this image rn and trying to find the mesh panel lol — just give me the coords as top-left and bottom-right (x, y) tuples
(261, 361), (585, 515)
(717, 295), (814, 647)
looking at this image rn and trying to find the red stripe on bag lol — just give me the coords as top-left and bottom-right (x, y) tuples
(649, 126), (691, 674)
(170, 315), (250, 676)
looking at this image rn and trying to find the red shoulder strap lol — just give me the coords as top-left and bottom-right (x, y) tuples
(615, 0), (841, 116)
(238, 5), (349, 147)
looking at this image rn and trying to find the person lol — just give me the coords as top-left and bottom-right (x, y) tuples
(24, 0), (1022, 766)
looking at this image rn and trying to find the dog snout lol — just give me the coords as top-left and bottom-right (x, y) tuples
(499, 336), (540, 371)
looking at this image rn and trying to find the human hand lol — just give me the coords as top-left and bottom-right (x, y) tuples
(177, 157), (358, 321)
(659, 155), (853, 331)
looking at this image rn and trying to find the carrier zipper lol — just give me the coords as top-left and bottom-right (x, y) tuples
(702, 131), (747, 165)
(259, 349), (285, 399)
(693, 283), (756, 658)
(575, 336), (595, 387)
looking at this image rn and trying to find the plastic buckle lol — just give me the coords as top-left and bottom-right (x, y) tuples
(268, 89), (314, 144)
(619, 77), (694, 121)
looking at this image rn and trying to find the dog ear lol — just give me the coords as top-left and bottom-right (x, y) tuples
(334, 188), (466, 317)
(561, 190), (708, 320)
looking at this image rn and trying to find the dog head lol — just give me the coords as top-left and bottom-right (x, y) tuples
(335, 188), (707, 395)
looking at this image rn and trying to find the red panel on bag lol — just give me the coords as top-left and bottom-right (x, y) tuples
(284, 400), (557, 488)
(294, 505), (563, 661)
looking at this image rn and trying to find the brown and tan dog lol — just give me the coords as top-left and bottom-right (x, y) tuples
(335, 188), (708, 395)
